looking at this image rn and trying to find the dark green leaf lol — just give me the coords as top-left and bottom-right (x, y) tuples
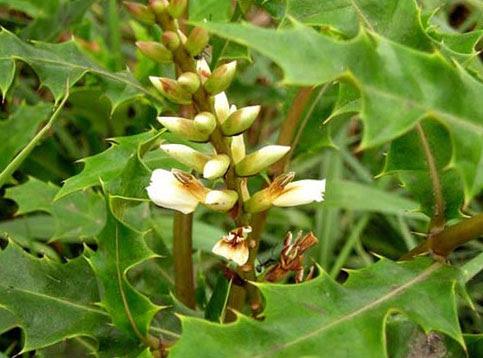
(283, 0), (432, 50)
(382, 118), (464, 220)
(0, 29), (163, 111)
(5, 177), (106, 241)
(171, 258), (465, 357)
(87, 195), (160, 338)
(0, 103), (52, 173)
(0, 241), (107, 352)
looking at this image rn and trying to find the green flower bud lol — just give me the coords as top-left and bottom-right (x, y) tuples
(160, 144), (210, 173)
(161, 31), (181, 51)
(124, 2), (155, 25)
(149, 0), (169, 16)
(149, 76), (192, 104)
(231, 134), (245, 165)
(194, 112), (217, 136)
(204, 189), (238, 212)
(203, 154), (230, 180)
(178, 72), (201, 94)
(185, 27), (209, 57)
(168, 0), (187, 18)
(235, 145), (290, 177)
(221, 105), (261, 136)
(157, 116), (210, 142)
(204, 61), (237, 95)
(136, 41), (172, 63)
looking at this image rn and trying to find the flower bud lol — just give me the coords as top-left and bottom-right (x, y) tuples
(149, 0), (169, 16)
(214, 92), (230, 123)
(168, 0), (187, 18)
(161, 31), (181, 51)
(235, 145), (290, 177)
(136, 41), (172, 63)
(196, 58), (211, 83)
(194, 112), (216, 136)
(204, 189), (238, 212)
(221, 105), (260, 136)
(157, 116), (210, 142)
(204, 61), (237, 95)
(178, 72), (200, 94)
(160, 144), (210, 173)
(231, 134), (246, 165)
(203, 154), (230, 180)
(149, 76), (192, 104)
(185, 27), (209, 57)
(124, 2), (155, 25)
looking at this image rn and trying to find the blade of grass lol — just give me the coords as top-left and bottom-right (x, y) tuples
(329, 214), (370, 278)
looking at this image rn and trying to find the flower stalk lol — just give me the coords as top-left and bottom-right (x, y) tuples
(127, 1), (326, 322)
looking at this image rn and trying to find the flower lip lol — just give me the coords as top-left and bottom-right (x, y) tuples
(146, 169), (200, 214)
(272, 179), (326, 207)
(211, 226), (252, 266)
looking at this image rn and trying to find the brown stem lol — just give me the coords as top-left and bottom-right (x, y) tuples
(416, 122), (445, 232)
(270, 87), (314, 177)
(173, 211), (196, 309)
(400, 213), (483, 260)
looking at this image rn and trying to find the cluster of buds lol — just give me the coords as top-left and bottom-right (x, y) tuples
(264, 231), (318, 283)
(127, 1), (326, 266)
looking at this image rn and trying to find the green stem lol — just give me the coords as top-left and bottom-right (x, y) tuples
(0, 88), (69, 188)
(173, 211), (196, 309)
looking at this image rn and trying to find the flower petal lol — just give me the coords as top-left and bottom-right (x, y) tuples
(146, 169), (199, 214)
(273, 179), (326, 207)
(212, 239), (249, 266)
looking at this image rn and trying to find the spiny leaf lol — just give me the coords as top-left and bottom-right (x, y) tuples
(382, 118), (464, 222)
(197, 21), (483, 202)
(198, 22), (482, 143)
(0, 28), (163, 111)
(56, 130), (159, 200)
(0, 240), (107, 352)
(284, 0), (432, 50)
(86, 194), (161, 339)
(171, 258), (465, 357)
(5, 177), (106, 241)
(0, 103), (52, 173)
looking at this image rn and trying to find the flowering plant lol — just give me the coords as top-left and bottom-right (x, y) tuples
(0, 0), (482, 357)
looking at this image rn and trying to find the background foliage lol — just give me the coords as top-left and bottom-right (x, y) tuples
(0, 0), (482, 357)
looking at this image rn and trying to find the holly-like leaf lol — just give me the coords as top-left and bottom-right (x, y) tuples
(0, 103), (52, 173)
(197, 21), (483, 202)
(381, 118), (464, 221)
(5, 177), (106, 241)
(56, 130), (161, 200)
(86, 195), (161, 339)
(171, 258), (465, 357)
(284, 0), (432, 50)
(0, 240), (107, 352)
(0, 28), (163, 111)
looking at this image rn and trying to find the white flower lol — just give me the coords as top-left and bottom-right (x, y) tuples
(272, 179), (326, 207)
(212, 227), (252, 266)
(146, 169), (206, 214)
